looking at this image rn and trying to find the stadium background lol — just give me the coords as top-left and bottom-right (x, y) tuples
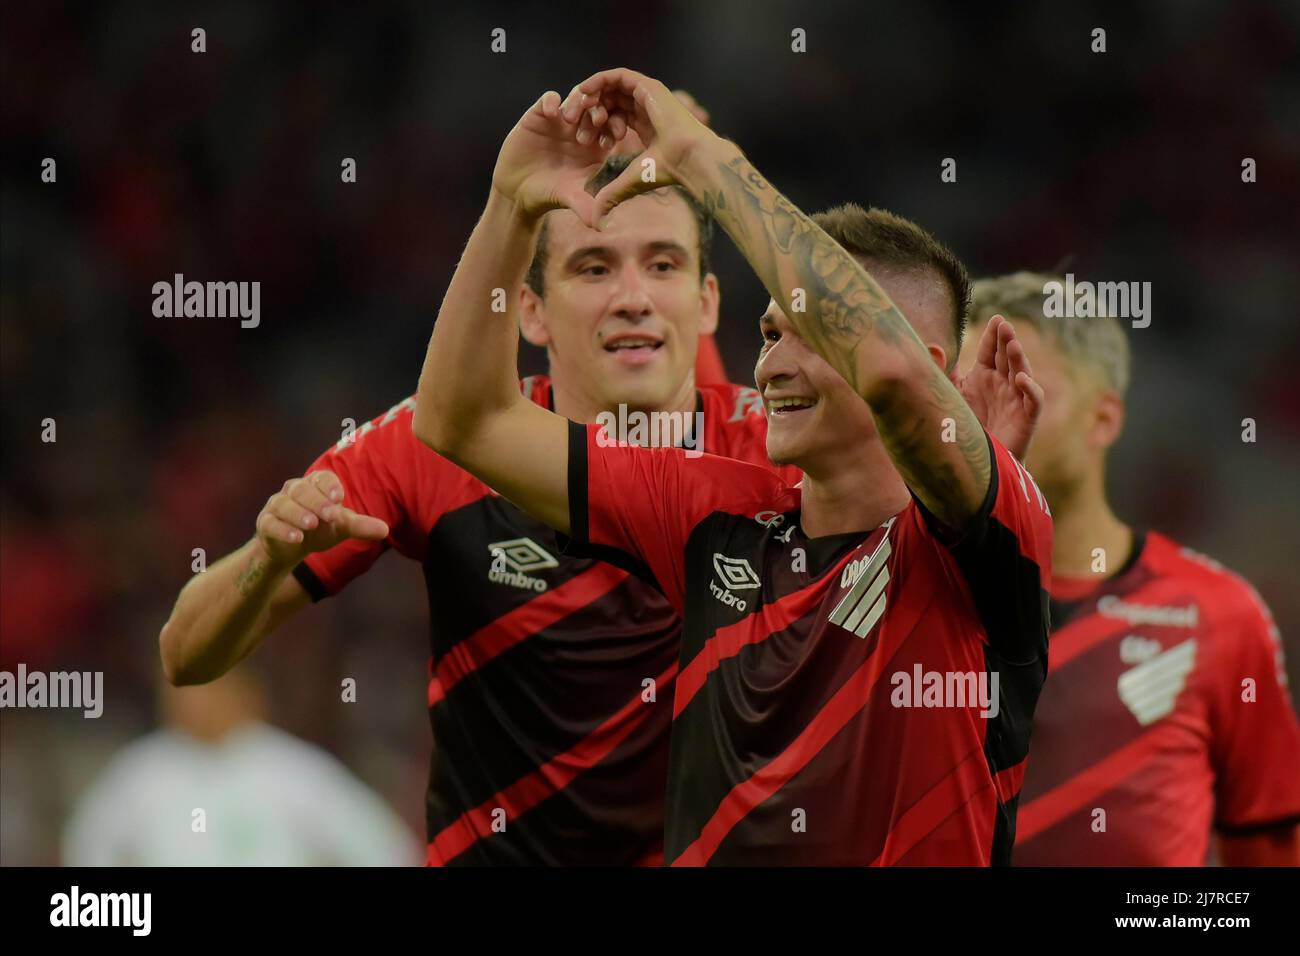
(2, 1), (1298, 863)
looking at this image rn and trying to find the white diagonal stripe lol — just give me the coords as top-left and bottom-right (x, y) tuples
(830, 538), (892, 625)
(1117, 638), (1196, 726)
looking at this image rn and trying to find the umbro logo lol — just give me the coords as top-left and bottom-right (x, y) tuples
(713, 554), (760, 590)
(710, 554), (759, 612)
(487, 537), (557, 592)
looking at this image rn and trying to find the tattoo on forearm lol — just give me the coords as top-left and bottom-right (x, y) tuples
(236, 554), (269, 598)
(705, 152), (991, 524)
(706, 155), (914, 392)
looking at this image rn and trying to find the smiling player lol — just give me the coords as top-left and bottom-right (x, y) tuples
(414, 69), (1052, 865)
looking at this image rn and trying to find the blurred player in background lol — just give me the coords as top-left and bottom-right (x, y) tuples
(413, 69), (1051, 865)
(63, 667), (418, 865)
(961, 273), (1300, 866)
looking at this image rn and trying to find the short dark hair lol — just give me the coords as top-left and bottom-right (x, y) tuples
(811, 203), (971, 370)
(524, 153), (715, 297)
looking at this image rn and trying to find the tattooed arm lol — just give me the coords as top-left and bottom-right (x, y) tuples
(575, 69), (991, 529)
(160, 537), (312, 685)
(160, 467), (389, 685)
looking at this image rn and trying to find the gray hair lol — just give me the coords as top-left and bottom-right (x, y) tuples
(969, 271), (1131, 394)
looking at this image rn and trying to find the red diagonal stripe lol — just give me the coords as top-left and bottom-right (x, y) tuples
(871, 747), (993, 866)
(427, 660), (678, 865)
(670, 574), (933, 866)
(1016, 724), (1170, 843)
(673, 552), (855, 718)
(670, 650), (889, 866)
(428, 564), (630, 707)
(670, 532), (933, 866)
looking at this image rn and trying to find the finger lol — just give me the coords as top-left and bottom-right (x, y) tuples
(554, 182), (599, 228)
(335, 507), (390, 542)
(1016, 371), (1045, 424)
(577, 68), (646, 101)
(575, 107), (598, 145)
(539, 89), (562, 119)
(287, 478), (334, 521)
(257, 510), (303, 546)
(560, 83), (590, 122)
(586, 104), (612, 148)
(1005, 335), (1035, 384)
(590, 151), (674, 227)
(606, 112), (628, 141)
(308, 469), (345, 504)
(268, 493), (319, 532)
(994, 317), (1013, 377)
(974, 313), (1001, 369)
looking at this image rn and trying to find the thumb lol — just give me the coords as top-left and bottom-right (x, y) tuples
(336, 507), (390, 541)
(590, 151), (676, 228)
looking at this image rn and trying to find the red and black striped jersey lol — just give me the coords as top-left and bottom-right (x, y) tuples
(1014, 531), (1300, 865)
(564, 422), (1054, 865)
(292, 376), (796, 865)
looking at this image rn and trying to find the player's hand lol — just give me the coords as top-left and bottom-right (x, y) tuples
(958, 315), (1044, 461)
(561, 68), (716, 227)
(254, 470), (389, 568)
(612, 88), (711, 157)
(491, 89), (612, 225)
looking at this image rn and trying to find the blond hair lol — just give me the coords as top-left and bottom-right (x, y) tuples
(970, 271), (1130, 394)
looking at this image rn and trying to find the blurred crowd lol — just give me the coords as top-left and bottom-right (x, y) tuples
(2, 1), (1298, 863)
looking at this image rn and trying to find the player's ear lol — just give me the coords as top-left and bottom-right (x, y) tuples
(925, 342), (955, 383)
(1092, 389), (1125, 450)
(519, 285), (551, 347)
(698, 272), (720, 336)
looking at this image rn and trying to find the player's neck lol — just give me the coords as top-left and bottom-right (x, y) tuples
(548, 374), (697, 425)
(798, 450), (911, 539)
(1049, 472), (1132, 579)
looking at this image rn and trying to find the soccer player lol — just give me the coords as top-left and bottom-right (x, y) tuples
(414, 69), (1052, 865)
(961, 273), (1300, 865)
(158, 148), (787, 864)
(159, 84), (1032, 867)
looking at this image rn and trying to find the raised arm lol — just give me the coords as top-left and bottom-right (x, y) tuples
(412, 89), (610, 535)
(573, 70), (995, 530)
